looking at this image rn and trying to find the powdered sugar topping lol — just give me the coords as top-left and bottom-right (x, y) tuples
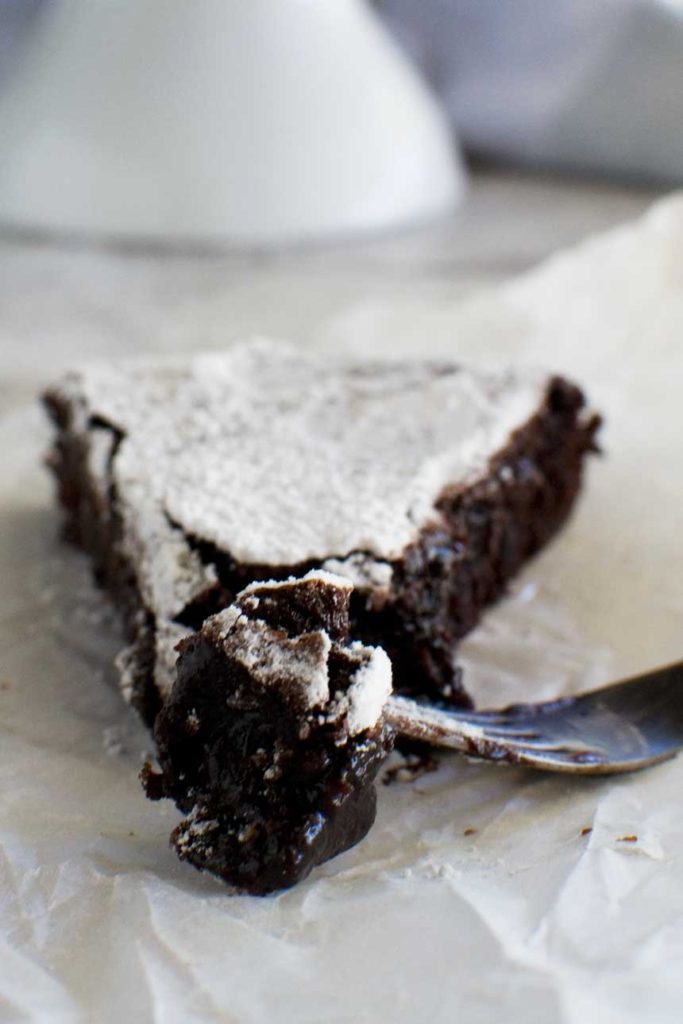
(60, 339), (548, 567)
(330, 642), (393, 735)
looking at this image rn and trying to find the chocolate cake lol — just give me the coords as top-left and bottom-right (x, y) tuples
(43, 339), (599, 728)
(143, 571), (393, 894)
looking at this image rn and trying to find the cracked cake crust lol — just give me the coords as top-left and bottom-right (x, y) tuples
(43, 341), (599, 716)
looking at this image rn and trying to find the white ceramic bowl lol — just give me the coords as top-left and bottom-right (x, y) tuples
(0, 0), (465, 245)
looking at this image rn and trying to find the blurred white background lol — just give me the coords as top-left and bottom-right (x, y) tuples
(0, 0), (675, 398)
(0, 0), (680, 243)
(379, 0), (683, 183)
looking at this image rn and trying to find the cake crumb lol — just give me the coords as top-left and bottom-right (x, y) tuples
(185, 711), (200, 734)
(463, 827), (477, 837)
(619, 834), (638, 843)
(102, 725), (127, 757)
(382, 750), (439, 786)
(580, 827), (593, 837)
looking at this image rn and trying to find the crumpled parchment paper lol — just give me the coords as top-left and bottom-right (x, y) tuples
(1, 193), (682, 1024)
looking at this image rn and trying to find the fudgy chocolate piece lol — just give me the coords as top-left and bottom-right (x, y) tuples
(43, 340), (599, 720)
(144, 572), (393, 894)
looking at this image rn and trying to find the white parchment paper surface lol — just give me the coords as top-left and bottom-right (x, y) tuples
(1, 194), (682, 1023)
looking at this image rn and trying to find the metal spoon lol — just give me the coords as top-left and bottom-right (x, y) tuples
(386, 660), (683, 774)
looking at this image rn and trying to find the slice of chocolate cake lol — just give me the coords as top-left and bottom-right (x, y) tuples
(43, 339), (599, 723)
(144, 571), (393, 894)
